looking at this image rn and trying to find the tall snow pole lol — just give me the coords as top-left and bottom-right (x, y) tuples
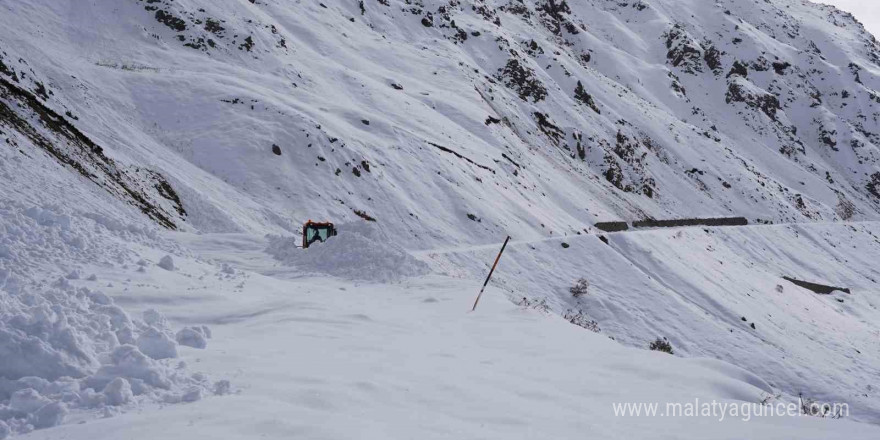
(471, 236), (511, 312)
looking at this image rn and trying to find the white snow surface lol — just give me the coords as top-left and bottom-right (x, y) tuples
(14, 231), (880, 439)
(2, 0), (880, 437)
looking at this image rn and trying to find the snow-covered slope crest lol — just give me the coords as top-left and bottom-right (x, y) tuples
(2, 0), (880, 243)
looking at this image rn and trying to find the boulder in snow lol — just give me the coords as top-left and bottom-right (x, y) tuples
(158, 255), (175, 271)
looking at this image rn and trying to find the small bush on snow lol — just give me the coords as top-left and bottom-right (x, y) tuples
(515, 296), (550, 313)
(649, 337), (674, 354)
(570, 278), (589, 297)
(563, 309), (600, 333)
(759, 391), (781, 406)
(799, 393), (844, 418)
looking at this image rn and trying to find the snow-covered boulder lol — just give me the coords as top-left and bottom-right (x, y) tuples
(8, 389), (51, 415)
(175, 327), (209, 349)
(102, 377), (133, 406)
(86, 345), (172, 391)
(31, 402), (67, 429)
(181, 387), (202, 403)
(157, 255), (175, 271)
(136, 328), (178, 360)
(142, 309), (168, 329)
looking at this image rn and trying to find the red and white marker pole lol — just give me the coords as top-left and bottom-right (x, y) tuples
(471, 236), (511, 312)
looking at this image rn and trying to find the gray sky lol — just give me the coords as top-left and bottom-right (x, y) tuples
(815, 0), (880, 38)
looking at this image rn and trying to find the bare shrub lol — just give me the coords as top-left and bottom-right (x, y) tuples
(649, 337), (674, 354)
(799, 394), (845, 418)
(515, 296), (550, 313)
(564, 309), (600, 332)
(759, 391), (781, 406)
(570, 278), (589, 297)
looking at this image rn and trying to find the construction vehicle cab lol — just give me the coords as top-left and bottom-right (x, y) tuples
(302, 220), (337, 249)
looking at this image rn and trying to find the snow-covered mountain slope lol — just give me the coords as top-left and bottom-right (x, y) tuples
(3, 0), (880, 240)
(3, 0), (880, 436)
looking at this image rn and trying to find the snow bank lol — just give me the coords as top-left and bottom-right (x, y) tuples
(0, 282), (221, 435)
(0, 201), (223, 436)
(266, 222), (430, 282)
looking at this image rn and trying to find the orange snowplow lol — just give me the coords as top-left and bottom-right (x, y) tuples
(302, 220), (337, 249)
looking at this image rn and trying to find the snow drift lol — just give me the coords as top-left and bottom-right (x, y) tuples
(0, 201), (222, 436)
(266, 222), (430, 282)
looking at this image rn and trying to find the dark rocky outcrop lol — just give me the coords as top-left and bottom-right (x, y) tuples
(782, 277), (851, 295)
(594, 221), (629, 232)
(631, 217), (748, 228)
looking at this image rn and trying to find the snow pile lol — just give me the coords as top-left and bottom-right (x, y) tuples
(0, 201), (182, 284)
(0, 202), (221, 436)
(0, 203), (95, 283)
(0, 283), (218, 435)
(266, 222), (430, 282)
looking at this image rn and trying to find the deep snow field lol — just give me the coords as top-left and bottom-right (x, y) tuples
(2, 205), (880, 439)
(3, 0), (880, 438)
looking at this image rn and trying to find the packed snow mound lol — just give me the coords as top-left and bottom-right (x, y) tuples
(0, 201), (222, 436)
(0, 284), (219, 435)
(266, 222), (430, 282)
